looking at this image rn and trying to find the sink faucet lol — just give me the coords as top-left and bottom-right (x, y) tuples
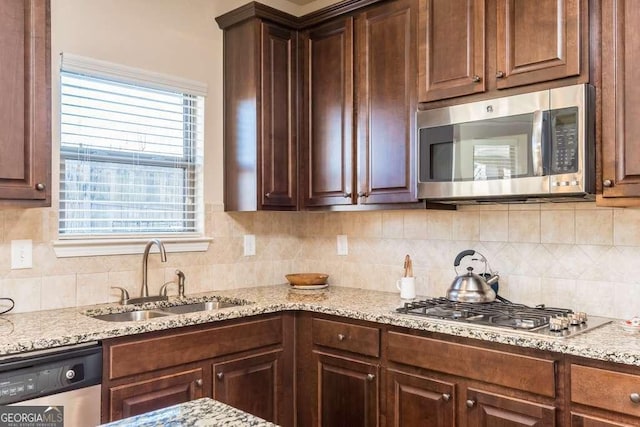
(141, 239), (167, 298)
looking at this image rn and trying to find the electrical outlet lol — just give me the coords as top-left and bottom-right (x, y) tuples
(243, 234), (256, 256)
(336, 235), (348, 256)
(11, 239), (33, 269)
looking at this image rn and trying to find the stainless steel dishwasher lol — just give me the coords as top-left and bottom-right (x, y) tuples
(0, 342), (102, 427)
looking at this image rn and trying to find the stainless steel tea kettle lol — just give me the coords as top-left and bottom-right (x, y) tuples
(446, 250), (499, 303)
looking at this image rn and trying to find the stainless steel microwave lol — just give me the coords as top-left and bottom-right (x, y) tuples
(417, 84), (595, 203)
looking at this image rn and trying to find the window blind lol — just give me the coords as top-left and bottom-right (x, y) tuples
(59, 69), (204, 237)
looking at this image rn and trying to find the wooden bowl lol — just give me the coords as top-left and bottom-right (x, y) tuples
(285, 273), (329, 286)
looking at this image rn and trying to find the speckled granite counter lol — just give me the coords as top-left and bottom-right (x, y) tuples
(98, 398), (276, 427)
(0, 284), (637, 367)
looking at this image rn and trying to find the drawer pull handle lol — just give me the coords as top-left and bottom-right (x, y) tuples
(366, 374), (375, 381)
(217, 372), (224, 380)
(466, 399), (476, 408)
(630, 393), (640, 404)
(442, 393), (451, 402)
(337, 333), (346, 341)
(195, 379), (203, 387)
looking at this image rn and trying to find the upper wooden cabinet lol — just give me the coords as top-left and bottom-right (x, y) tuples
(217, 9), (298, 211)
(0, 0), (51, 206)
(419, 0), (587, 103)
(300, 0), (418, 208)
(598, 0), (640, 205)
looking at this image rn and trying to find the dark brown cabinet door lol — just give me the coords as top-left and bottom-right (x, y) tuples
(261, 23), (297, 210)
(0, 0), (51, 205)
(495, 0), (581, 89)
(418, 0), (485, 102)
(356, 0), (418, 204)
(571, 413), (632, 427)
(600, 0), (640, 202)
(466, 388), (556, 427)
(317, 353), (378, 427)
(300, 18), (354, 207)
(108, 368), (204, 421)
(213, 351), (282, 424)
(387, 369), (455, 427)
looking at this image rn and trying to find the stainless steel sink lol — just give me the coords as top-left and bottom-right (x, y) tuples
(91, 310), (170, 322)
(159, 300), (240, 315)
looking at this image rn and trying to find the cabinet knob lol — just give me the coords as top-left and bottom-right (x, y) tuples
(35, 183), (46, 191)
(195, 379), (203, 387)
(337, 333), (346, 341)
(442, 393), (451, 402)
(357, 192), (368, 198)
(466, 399), (476, 408)
(603, 179), (613, 188)
(343, 192), (352, 198)
(496, 70), (505, 78)
(216, 372), (224, 380)
(630, 393), (640, 404)
(471, 75), (481, 83)
(265, 192), (271, 198)
(366, 374), (375, 381)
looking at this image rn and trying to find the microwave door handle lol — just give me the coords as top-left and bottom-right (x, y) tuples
(531, 110), (544, 176)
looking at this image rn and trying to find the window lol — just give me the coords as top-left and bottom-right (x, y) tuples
(58, 55), (205, 239)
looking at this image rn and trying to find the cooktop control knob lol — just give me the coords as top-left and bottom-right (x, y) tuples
(569, 313), (582, 326)
(65, 369), (75, 380)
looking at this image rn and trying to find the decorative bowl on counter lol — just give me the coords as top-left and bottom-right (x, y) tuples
(285, 273), (329, 288)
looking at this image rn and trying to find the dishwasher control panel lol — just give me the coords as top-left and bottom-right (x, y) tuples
(0, 344), (101, 405)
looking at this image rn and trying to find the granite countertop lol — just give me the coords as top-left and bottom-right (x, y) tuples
(98, 398), (276, 427)
(0, 284), (637, 366)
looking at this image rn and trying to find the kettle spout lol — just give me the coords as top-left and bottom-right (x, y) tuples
(485, 274), (499, 286)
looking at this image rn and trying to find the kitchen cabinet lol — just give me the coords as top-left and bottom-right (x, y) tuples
(108, 367), (204, 421)
(0, 0), (51, 206)
(387, 330), (559, 426)
(296, 314), (381, 426)
(101, 314), (293, 424)
(386, 369), (455, 427)
(300, 0), (418, 208)
(598, 0), (640, 205)
(418, 0), (587, 103)
(570, 361), (640, 426)
(217, 10), (297, 211)
(212, 350), (283, 423)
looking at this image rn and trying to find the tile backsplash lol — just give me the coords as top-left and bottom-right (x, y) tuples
(0, 202), (639, 320)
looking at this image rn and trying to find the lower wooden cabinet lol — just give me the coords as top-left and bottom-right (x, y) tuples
(386, 369), (455, 427)
(571, 413), (632, 427)
(108, 367), (204, 421)
(466, 388), (556, 426)
(212, 350), (283, 423)
(317, 353), (379, 427)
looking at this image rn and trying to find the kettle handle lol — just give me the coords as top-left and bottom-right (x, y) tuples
(454, 250), (476, 267)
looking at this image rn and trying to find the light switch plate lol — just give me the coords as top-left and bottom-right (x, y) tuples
(243, 234), (256, 256)
(11, 239), (33, 269)
(337, 235), (348, 256)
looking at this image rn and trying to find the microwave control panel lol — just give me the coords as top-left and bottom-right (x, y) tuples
(550, 107), (579, 174)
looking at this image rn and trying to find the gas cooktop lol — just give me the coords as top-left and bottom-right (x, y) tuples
(396, 297), (612, 338)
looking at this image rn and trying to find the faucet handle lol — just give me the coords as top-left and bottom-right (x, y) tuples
(111, 287), (130, 305)
(159, 281), (175, 297)
(175, 270), (186, 298)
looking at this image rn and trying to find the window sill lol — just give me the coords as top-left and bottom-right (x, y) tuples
(52, 237), (212, 258)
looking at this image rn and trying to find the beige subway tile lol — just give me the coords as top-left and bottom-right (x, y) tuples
(427, 211), (453, 240)
(403, 211), (427, 239)
(0, 210), (4, 242)
(41, 274), (77, 310)
(382, 211), (404, 239)
(228, 212), (256, 236)
(1, 277), (42, 313)
(614, 208), (640, 246)
(508, 211), (540, 243)
(479, 211), (508, 242)
(322, 212), (342, 237)
(541, 210), (575, 244)
(508, 204), (540, 211)
(453, 211), (479, 241)
(4, 209), (44, 242)
(575, 209), (613, 245)
(76, 272), (109, 307)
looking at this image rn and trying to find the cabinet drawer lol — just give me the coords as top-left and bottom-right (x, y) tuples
(312, 318), (380, 357)
(387, 331), (556, 397)
(571, 364), (640, 417)
(109, 316), (282, 380)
